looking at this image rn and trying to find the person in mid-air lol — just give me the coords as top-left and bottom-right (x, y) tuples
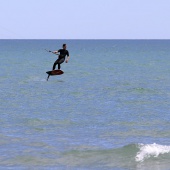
(52, 44), (70, 70)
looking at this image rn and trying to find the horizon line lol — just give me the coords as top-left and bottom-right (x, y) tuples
(1, 38), (170, 40)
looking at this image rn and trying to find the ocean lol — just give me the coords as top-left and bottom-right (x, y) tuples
(0, 39), (170, 170)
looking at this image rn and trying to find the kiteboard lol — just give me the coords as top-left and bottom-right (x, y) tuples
(46, 70), (64, 81)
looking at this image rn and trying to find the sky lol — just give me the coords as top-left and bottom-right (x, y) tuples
(0, 0), (170, 39)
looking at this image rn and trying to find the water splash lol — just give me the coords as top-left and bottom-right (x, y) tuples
(135, 143), (170, 162)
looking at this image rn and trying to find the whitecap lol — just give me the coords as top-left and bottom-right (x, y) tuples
(135, 143), (170, 162)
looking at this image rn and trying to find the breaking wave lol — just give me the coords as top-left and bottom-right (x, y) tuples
(135, 143), (170, 162)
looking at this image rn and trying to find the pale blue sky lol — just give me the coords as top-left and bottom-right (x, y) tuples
(0, 0), (170, 39)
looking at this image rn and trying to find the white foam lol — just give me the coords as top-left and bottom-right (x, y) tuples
(135, 143), (170, 162)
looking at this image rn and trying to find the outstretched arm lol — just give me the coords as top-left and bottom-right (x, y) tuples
(52, 50), (59, 55)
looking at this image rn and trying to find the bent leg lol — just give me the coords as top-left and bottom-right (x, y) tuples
(52, 63), (57, 70)
(52, 59), (59, 70)
(57, 58), (65, 70)
(52, 58), (65, 70)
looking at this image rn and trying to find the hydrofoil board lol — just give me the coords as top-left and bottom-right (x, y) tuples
(46, 70), (64, 81)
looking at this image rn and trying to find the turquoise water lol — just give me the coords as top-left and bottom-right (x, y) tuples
(1, 40), (170, 169)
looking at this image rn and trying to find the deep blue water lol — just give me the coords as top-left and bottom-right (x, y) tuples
(0, 40), (170, 169)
